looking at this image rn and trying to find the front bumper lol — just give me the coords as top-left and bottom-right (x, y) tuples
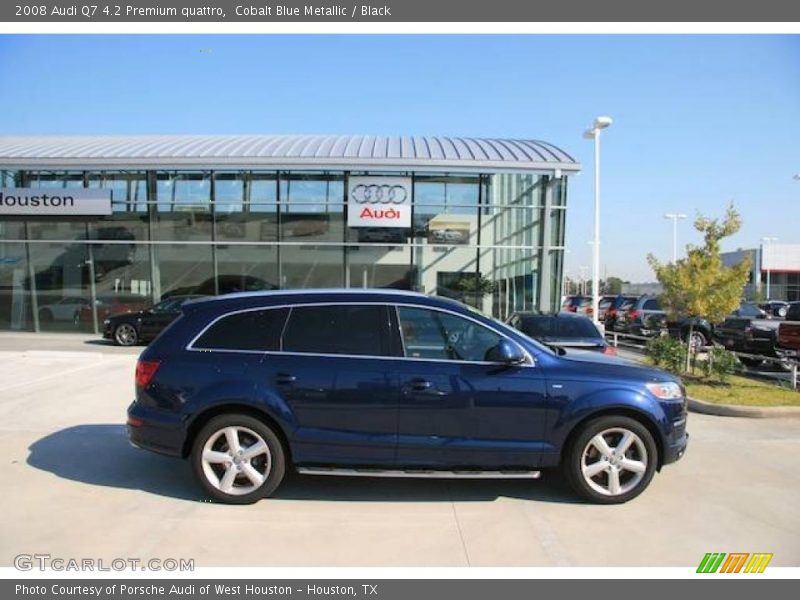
(127, 401), (186, 458)
(662, 429), (688, 466)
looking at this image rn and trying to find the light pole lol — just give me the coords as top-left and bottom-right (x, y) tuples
(584, 116), (613, 325)
(664, 213), (688, 263)
(761, 236), (778, 299)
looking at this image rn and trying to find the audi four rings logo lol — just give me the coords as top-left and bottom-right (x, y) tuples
(350, 184), (408, 204)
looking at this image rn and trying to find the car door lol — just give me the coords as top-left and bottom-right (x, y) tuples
(260, 303), (401, 467)
(393, 305), (548, 469)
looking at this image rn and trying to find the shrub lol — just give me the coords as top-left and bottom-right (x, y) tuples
(704, 347), (740, 383)
(646, 335), (687, 375)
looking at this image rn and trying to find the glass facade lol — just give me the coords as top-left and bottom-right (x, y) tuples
(0, 168), (567, 333)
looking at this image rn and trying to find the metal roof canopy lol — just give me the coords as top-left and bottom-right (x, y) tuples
(0, 134), (580, 174)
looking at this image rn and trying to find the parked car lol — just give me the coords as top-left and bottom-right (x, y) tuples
(38, 296), (90, 323)
(128, 289), (688, 505)
(507, 311), (616, 355)
(103, 295), (207, 346)
(613, 295), (713, 349)
(610, 296), (665, 336)
(561, 295), (592, 316)
(602, 295), (638, 331)
(597, 295), (619, 322)
(759, 301), (789, 318)
(776, 302), (800, 360)
(74, 293), (149, 327)
(712, 304), (785, 368)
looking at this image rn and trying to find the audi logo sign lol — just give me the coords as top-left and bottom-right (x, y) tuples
(347, 176), (411, 228)
(350, 184), (408, 205)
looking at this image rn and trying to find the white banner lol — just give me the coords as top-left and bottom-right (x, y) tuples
(347, 176), (411, 228)
(762, 243), (800, 272)
(0, 188), (111, 216)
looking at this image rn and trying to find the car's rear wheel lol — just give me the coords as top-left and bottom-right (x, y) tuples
(687, 330), (707, 351)
(563, 416), (658, 504)
(191, 414), (285, 504)
(114, 323), (138, 346)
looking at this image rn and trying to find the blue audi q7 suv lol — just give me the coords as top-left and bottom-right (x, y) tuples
(127, 289), (688, 504)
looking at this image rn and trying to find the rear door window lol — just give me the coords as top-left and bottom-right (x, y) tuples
(193, 308), (289, 351)
(282, 304), (392, 357)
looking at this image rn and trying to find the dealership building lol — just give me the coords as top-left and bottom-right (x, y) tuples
(0, 134), (579, 333)
(722, 243), (800, 302)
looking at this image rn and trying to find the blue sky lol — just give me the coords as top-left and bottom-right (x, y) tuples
(1, 34), (798, 281)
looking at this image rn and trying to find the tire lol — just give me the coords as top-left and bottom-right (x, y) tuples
(687, 330), (708, 351)
(563, 415), (658, 504)
(191, 414), (286, 504)
(113, 323), (139, 346)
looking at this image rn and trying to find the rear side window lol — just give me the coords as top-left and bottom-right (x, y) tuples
(193, 308), (289, 351)
(282, 305), (392, 357)
(643, 299), (661, 310)
(616, 297), (636, 310)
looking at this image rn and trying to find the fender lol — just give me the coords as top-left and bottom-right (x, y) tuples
(182, 379), (298, 440)
(547, 386), (670, 453)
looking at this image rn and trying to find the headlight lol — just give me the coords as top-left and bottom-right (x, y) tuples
(646, 381), (683, 400)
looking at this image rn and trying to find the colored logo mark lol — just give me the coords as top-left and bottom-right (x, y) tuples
(697, 552), (773, 573)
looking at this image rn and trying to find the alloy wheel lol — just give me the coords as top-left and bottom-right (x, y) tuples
(580, 427), (648, 497)
(114, 323), (138, 346)
(200, 426), (272, 496)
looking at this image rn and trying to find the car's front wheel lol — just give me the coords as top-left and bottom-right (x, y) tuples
(191, 414), (285, 504)
(113, 323), (139, 346)
(563, 416), (658, 504)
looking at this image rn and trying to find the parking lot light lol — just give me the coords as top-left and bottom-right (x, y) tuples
(664, 213), (688, 263)
(584, 116), (613, 325)
(761, 236), (778, 299)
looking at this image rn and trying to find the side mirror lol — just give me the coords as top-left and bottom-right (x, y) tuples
(485, 339), (525, 365)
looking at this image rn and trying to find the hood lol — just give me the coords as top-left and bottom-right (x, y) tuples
(105, 309), (146, 322)
(557, 349), (676, 383)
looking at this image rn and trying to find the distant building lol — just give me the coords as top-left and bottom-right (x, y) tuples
(621, 282), (663, 296)
(721, 244), (800, 301)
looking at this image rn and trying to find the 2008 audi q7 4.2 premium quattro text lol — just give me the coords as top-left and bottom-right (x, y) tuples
(127, 290), (688, 504)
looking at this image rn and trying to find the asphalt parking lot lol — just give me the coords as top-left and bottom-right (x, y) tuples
(0, 333), (798, 567)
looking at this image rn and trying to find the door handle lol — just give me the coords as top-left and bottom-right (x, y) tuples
(408, 378), (432, 391)
(275, 373), (297, 385)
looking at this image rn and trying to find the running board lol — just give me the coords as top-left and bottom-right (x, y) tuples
(296, 467), (541, 479)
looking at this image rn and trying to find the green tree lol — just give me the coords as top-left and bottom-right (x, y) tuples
(604, 276), (625, 295)
(647, 205), (751, 372)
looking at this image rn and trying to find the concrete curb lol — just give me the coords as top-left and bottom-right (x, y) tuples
(687, 396), (800, 418)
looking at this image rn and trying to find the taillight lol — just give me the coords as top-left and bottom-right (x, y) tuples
(566, 305), (577, 312)
(603, 345), (618, 356)
(628, 309), (641, 320)
(606, 308), (617, 318)
(135, 360), (161, 388)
